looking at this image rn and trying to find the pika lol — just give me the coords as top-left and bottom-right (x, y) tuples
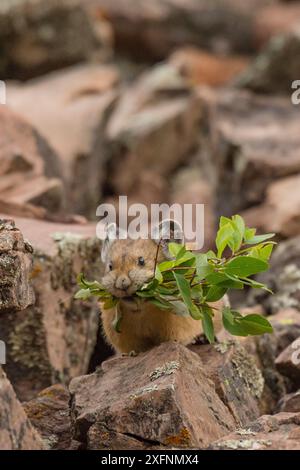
(100, 220), (224, 354)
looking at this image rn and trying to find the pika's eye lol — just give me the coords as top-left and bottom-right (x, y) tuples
(138, 256), (145, 266)
(108, 262), (113, 271)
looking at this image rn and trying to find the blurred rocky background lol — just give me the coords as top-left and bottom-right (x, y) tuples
(1, 0), (300, 450)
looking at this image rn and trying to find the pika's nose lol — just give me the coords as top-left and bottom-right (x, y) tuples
(115, 275), (131, 291)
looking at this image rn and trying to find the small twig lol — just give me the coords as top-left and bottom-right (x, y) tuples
(153, 238), (162, 276)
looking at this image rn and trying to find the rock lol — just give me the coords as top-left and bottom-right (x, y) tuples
(106, 64), (202, 201)
(242, 175), (300, 239)
(247, 238), (300, 313)
(70, 342), (263, 450)
(237, 27), (300, 94)
(0, 106), (64, 213)
(209, 412), (300, 450)
(1, 214), (105, 401)
(198, 88), (300, 215)
(169, 47), (248, 87)
(0, 219), (34, 312)
(8, 64), (118, 217)
(0, 0), (112, 80)
(23, 384), (78, 450)
(170, 166), (216, 251)
(89, 0), (274, 60)
(0, 367), (44, 450)
(275, 337), (300, 387)
(277, 390), (300, 413)
(248, 309), (300, 406)
(254, 3), (300, 49)
(189, 341), (264, 425)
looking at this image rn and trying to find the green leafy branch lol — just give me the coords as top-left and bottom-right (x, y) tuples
(75, 215), (275, 343)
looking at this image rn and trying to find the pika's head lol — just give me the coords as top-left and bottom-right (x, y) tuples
(101, 219), (184, 299)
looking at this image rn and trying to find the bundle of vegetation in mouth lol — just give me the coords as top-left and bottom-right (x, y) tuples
(75, 215), (275, 343)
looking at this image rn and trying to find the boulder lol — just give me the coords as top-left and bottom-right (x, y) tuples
(70, 342), (263, 450)
(277, 391), (300, 413)
(0, 106), (63, 213)
(237, 27), (300, 94)
(209, 412), (300, 450)
(0, 219), (34, 312)
(254, 3), (300, 49)
(89, 0), (275, 60)
(275, 337), (300, 387)
(247, 238), (300, 313)
(242, 174), (300, 239)
(0, 367), (44, 450)
(23, 384), (78, 450)
(1, 214), (105, 401)
(8, 63), (119, 217)
(169, 47), (248, 87)
(0, 0), (112, 80)
(237, 309), (300, 411)
(105, 64), (202, 203)
(198, 88), (300, 215)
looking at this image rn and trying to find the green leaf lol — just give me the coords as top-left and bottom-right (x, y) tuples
(201, 306), (215, 344)
(216, 223), (234, 258)
(74, 288), (91, 301)
(103, 297), (118, 309)
(222, 308), (248, 336)
(228, 215), (245, 253)
(149, 298), (172, 310)
(174, 273), (201, 319)
(112, 306), (122, 333)
(196, 254), (213, 280)
(225, 256), (268, 277)
(205, 285), (228, 302)
(168, 242), (184, 258)
(240, 314), (273, 335)
(244, 228), (256, 242)
(155, 266), (163, 283)
(158, 260), (175, 272)
(245, 233), (275, 245)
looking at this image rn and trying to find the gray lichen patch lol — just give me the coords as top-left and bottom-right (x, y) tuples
(8, 307), (51, 375)
(214, 438), (272, 450)
(214, 340), (235, 355)
(130, 384), (159, 399)
(231, 345), (264, 399)
(149, 361), (180, 381)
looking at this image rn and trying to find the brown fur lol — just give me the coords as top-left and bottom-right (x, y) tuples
(100, 238), (224, 354)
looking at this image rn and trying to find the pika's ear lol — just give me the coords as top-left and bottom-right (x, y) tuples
(101, 223), (127, 263)
(153, 219), (184, 259)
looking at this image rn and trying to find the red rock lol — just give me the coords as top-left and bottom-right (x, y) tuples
(0, 219), (34, 312)
(209, 412), (300, 450)
(255, 3), (300, 48)
(0, 367), (44, 450)
(275, 337), (300, 387)
(23, 384), (77, 450)
(0, 0), (112, 79)
(242, 174), (300, 239)
(237, 26), (300, 94)
(1, 214), (106, 400)
(89, 0), (275, 60)
(106, 64), (202, 203)
(198, 88), (300, 214)
(70, 342), (263, 450)
(277, 391), (300, 413)
(169, 47), (249, 87)
(0, 105), (64, 213)
(8, 64), (119, 217)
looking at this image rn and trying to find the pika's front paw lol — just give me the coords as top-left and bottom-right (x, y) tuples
(121, 350), (138, 357)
